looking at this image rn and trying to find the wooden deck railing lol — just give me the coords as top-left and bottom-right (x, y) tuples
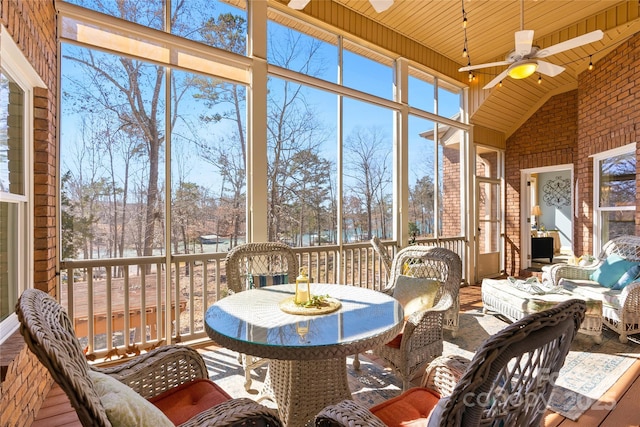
(59, 237), (466, 360)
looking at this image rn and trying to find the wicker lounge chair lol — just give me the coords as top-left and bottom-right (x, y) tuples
(16, 288), (281, 427)
(315, 298), (586, 427)
(224, 242), (299, 392)
(546, 235), (640, 343)
(372, 245), (461, 390)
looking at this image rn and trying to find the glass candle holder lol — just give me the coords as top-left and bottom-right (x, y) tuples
(295, 267), (310, 304)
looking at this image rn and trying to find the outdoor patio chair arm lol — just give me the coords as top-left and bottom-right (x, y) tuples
(621, 280), (640, 312)
(180, 397), (282, 427)
(403, 292), (453, 336)
(94, 345), (209, 399)
(547, 262), (601, 285)
(421, 355), (470, 397)
(315, 399), (387, 427)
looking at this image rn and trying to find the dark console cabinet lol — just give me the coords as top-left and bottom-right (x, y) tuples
(531, 237), (554, 263)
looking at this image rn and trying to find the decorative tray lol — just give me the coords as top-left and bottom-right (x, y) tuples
(279, 296), (341, 315)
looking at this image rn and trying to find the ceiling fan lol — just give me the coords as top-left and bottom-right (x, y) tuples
(288, 0), (394, 13)
(459, 1), (603, 89)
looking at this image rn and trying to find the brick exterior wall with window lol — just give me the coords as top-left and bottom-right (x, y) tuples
(576, 32), (640, 253)
(0, 1), (58, 426)
(504, 32), (640, 276)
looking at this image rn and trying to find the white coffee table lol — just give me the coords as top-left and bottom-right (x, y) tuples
(481, 278), (602, 343)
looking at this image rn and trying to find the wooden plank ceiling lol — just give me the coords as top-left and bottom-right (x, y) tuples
(273, 0), (640, 137)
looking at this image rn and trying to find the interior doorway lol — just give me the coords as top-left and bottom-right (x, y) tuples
(521, 164), (574, 270)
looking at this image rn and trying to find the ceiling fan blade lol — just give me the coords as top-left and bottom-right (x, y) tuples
(483, 69), (510, 90)
(459, 61), (512, 72)
(515, 30), (535, 57)
(370, 0), (393, 13)
(536, 30), (604, 58)
(288, 0), (310, 10)
(536, 60), (565, 77)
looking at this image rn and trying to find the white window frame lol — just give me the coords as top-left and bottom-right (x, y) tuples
(0, 25), (42, 343)
(592, 142), (637, 253)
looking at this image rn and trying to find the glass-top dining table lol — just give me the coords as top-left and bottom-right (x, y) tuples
(204, 283), (403, 427)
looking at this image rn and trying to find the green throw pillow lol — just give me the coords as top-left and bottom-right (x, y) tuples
(392, 275), (440, 318)
(589, 254), (635, 288)
(89, 370), (174, 427)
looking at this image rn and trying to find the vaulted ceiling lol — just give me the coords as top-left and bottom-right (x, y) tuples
(274, 0), (640, 138)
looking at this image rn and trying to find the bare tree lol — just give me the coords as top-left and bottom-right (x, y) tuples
(195, 134), (246, 248)
(266, 29), (329, 242)
(409, 175), (435, 236)
(189, 12), (247, 247)
(343, 126), (391, 239)
(286, 149), (333, 246)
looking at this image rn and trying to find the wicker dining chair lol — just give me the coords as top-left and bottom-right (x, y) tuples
(16, 288), (282, 427)
(350, 236), (397, 371)
(316, 298), (586, 427)
(387, 245), (461, 337)
(372, 246), (462, 390)
(371, 236), (394, 281)
(224, 242), (299, 392)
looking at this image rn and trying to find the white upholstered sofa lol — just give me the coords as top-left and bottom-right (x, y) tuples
(546, 235), (640, 343)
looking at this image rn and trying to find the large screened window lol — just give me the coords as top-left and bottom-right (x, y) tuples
(408, 70), (435, 114)
(58, 0), (469, 260)
(171, 70), (248, 254)
(343, 40), (394, 100)
(407, 115), (464, 239)
(408, 66), (464, 120)
(342, 98), (394, 241)
(65, 0), (248, 54)
(59, 0), (251, 260)
(437, 79), (464, 122)
(266, 77), (337, 246)
(593, 143), (636, 250)
(267, 21), (338, 84)
(61, 44), (167, 259)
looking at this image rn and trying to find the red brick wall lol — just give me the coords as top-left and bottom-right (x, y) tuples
(575, 32), (640, 254)
(0, 331), (50, 427)
(442, 146), (462, 236)
(504, 91), (577, 275)
(0, 0), (58, 425)
(504, 32), (640, 275)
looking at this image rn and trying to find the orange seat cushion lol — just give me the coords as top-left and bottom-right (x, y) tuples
(149, 378), (231, 425)
(369, 387), (440, 427)
(386, 332), (403, 348)
(386, 321), (407, 348)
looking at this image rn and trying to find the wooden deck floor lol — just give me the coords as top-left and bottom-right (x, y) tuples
(33, 285), (640, 427)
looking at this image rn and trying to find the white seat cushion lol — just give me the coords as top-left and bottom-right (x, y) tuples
(560, 279), (623, 310)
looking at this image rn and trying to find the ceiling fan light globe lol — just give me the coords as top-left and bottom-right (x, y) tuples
(369, 0), (394, 13)
(507, 61), (538, 79)
(288, 0), (311, 10)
